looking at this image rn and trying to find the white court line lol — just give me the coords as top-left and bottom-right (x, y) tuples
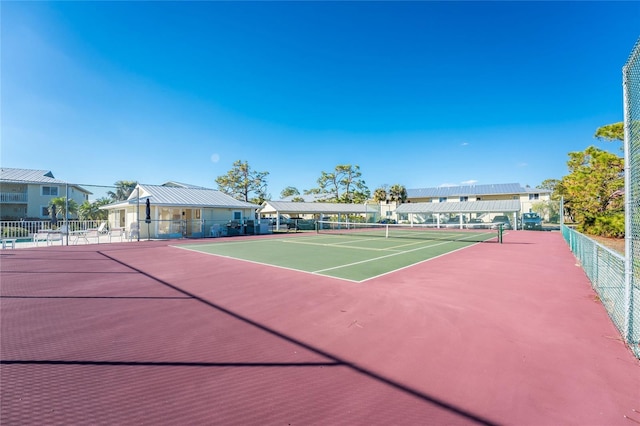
(173, 244), (361, 283)
(359, 243), (481, 283)
(312, 238), (464, 273)
(310, 231), (497, 273)
(280, 238), (402, 252)
(287, 233), (475, 252)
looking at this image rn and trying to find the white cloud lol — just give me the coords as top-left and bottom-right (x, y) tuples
(461, 142), (469, 146)
(439, 183), (458, 187)
(517, 162), (528, 167)
(461, 179), (478, 185)
(210, 153), (220, 163)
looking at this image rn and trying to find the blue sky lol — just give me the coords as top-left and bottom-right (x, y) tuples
(2, 1), (638, 200)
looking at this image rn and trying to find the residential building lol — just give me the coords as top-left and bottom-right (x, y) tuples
(0, 168), (91, 220)
(101, 182), (260, 239)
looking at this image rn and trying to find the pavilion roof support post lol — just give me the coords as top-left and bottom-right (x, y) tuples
(65, 184), (69, 246)
(136, 187), (140, 242)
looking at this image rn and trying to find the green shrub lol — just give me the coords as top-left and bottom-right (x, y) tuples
(1, 226), (29, 238)
(585, 213), (625, 238)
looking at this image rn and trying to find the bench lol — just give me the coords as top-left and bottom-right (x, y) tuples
(33, 232), (50, 246)
(1, 239), (17, 249)
(33, 229), (64, 246)
(109, 227), (125, 242)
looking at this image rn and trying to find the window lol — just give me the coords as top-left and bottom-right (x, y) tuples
(439, 197), (447, 203)
(158, 207), (183, 235)
(529, 193), (539, 200)
(42, 186), (58, 196)
(41, 207), (50, 216)
(233, 211), (242, 220)
(459, 196), (468, 202)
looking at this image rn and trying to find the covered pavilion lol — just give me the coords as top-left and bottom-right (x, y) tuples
(260, 201), (378, 231)
(395, 199), (521, 229)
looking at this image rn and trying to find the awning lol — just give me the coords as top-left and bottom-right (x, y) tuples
(395, 200), (521, 214)
(260, 201), (373, 215)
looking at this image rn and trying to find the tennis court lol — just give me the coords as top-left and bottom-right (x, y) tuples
(2, 230), (639, 425)
(177, 222), (501, 282)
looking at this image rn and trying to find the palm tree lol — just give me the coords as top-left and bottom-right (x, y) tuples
(389, 184), (407, 204)
(78, 198), (110, 220)
(48, 197), (79, 220)
(373, 187), (388, 203)
(107, 180), (137, 201)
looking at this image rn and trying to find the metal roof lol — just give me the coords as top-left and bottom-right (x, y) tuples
(0, 167), (91, 194)
(524, 187), (552, 194)
(120, 184), (259, 208)
(161, 181), (213, 190)
(279, 194), (332, 202)
(261, 201), (371, 214)
(407, 183), (527, 198)
(1, 168), (67, 184)
(396, 200), (521, 214)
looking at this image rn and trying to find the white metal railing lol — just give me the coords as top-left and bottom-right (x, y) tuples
(0, 192), (28, 203)
(1, 218), (276, 241)
(0, 220), (107, 239)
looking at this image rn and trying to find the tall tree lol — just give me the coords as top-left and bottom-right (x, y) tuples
(373, 187), (388, 203)
(594, 122), (624, 142)
(280, 186), (300, 199)
(108, 180), (137, 201)
(594, 122), (624, 152)
(388, 184), (408, 203)
(537, 178), (561, 200)
(215, 160), (269, 203)
(48, 197), (78, 219)
(306, 164), (370, 203)
(531, 200), (560, 223)
(557, 146), (624, 232)
(79, 198), (110, 220)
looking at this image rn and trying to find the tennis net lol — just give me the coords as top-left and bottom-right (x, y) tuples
(316, 221), (502, 243)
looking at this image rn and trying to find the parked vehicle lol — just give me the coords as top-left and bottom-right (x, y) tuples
(491, 215), (512, 230)
(522, 212), (543, 230)
(444, 216), (466, 228)
(466, 218), (489, 229)
(378, 219), (397, 224)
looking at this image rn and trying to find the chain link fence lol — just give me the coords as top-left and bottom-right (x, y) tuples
(560, 39), (640, 358)
(623, 38), (640, 358)
(561, 226), (636, 356)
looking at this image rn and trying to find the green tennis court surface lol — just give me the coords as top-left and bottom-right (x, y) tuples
(176, 228), (498, 282)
